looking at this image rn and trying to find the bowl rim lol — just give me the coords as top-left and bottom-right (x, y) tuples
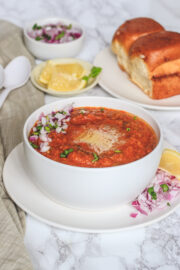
(23, 96), (163, 172)
(23, 17), (85, 47)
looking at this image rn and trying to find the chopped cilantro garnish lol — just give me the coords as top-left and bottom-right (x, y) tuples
(148, 187), (157, 200)
(32, 23), (42, 30)
(60, 111), (67, 115)
(55, 31), (65, 40)
(66, 24), (72, 29)
(92, 153), (99, 163)
(114, 150), (122, 153)
(37, 125), (42, 131)
(42, 33), (51, 40)
(60, 148), (74, 158)
(133, 116), (137, 120)
(33, 132), (39, 135)
(35, 36), (43, 41)
(30, 142), (39, 149)
(45, 126), (50, 132)
(126, 127), (130, 131)
(167, 202), (171, 207)
(161, 184), (169, 192)
(100, 108), (104, 112)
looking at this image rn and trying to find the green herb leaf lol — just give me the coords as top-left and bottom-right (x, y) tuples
(100, 108), (104, 112)
(148, 187), (157, 200)
(30, 142), (39, 149)
(133, 116), (137, 120)
(161, 184), (169, 192)
(33, 23), (42, 30)
(91, 66), (102, 78)
(82, 75), (88, 81)
(92, 153), (99, 163)
(60, 148), (74, 158)
(82, 66), (102, 84)
(114, 150), (122, 153)
(167, 202), (171, 207)
(42, 33), (51, 40)
(32, 23), (37, 30)
(37, 125), (43, 131)
(45, 126), (50, 132)
(33, 132), (39, 135)
(66, 24), (72, 29)
(60, 111), (67, 115)
(55, 31), (65, 40)
(35, 36), (42, 41)
(126, 127), (130, 131)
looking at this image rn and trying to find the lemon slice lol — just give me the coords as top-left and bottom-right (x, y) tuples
(159, 148), (180, 180)
(38, 61), (88, 91)
(48, 72), (86, 91)
(39, 61), (55, 84)
(55, 63), (86, 78)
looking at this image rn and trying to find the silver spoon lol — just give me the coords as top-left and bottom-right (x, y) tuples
(0, 56), (31, 108)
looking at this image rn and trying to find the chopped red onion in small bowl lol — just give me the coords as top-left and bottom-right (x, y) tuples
(28, 22), (82, 44)
(24, 18), (85, 59)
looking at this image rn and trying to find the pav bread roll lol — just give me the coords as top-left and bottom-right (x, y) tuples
(111, 17), (164, 72)
(129, 31), (180, 99)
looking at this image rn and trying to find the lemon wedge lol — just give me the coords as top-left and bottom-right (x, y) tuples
(55, 63), (86, 78)
(39, 61), (55, 84)
(48, 72), (86, 91)
(159, 148), (180, 180)
(38, 61), (88, 92)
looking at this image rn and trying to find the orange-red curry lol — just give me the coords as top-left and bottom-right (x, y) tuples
(29, 107), (157, 168)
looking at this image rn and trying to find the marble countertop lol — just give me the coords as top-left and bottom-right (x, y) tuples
(1, 0), (180, 269)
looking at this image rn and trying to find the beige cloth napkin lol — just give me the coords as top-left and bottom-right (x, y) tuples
(0, 20), (44, 269)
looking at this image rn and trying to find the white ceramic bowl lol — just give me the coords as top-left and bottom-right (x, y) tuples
(23, 97), (163, 210)
(23, 17), (85, 60)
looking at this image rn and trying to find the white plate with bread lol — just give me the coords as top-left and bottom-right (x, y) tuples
(94, 17), (180, 110)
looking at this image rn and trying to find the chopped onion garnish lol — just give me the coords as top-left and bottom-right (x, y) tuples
(131, 169), (180, 217)
(28, 22), (82, 44)
(29, 104), (73, 152)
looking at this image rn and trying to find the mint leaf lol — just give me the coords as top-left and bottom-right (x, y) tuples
(82, 66), (102, 84)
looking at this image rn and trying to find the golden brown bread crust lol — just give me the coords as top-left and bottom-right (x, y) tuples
(112, 17), (164, 52)
(129, 31), (180, 72)
(152, 73), (180, 99)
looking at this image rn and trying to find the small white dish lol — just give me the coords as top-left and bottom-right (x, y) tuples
(3, 143), (180, 233)
(31, 58), (100, 96)
(94, 47), (180, 111)
(24, 17), (85, 60)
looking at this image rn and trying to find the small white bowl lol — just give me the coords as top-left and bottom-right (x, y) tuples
(23, 97), (163, 210)
(23, 17), (85, 60)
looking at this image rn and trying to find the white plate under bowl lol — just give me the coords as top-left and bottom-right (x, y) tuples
(94, 47), (180, 111)
(31, 58), (100, 97)
(3, 143), (180, 233)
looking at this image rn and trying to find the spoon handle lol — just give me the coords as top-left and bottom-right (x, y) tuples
(0, 87), (13, 109)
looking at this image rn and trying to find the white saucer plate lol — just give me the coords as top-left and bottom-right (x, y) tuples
(3, 143), (180, 233)
(94, 47), (180, 111)
(31, 58), (100, 97)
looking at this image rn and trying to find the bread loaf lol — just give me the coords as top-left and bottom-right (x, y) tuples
(111, 17), (164, 73)
(129, 31), (180, 99)
(111, 17), (180, 99)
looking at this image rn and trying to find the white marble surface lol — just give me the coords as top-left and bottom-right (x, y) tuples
(1, 0), (180, 269)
